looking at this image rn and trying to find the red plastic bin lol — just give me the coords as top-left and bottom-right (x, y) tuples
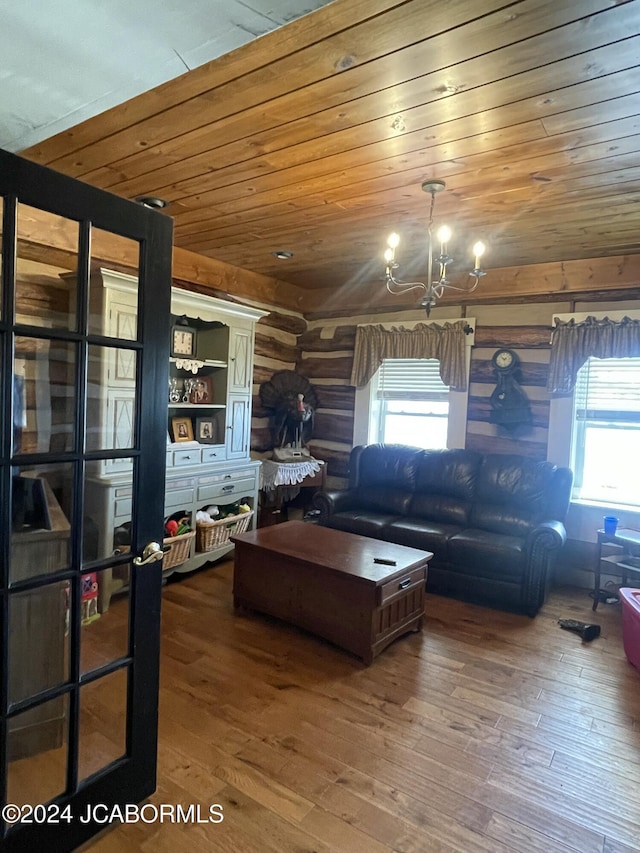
(620, 588), (640, 672)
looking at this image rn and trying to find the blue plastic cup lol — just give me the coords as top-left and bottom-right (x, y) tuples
(604, 516), (619, 535)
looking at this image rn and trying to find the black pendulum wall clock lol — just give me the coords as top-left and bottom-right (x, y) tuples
(489, 348), (532, 431)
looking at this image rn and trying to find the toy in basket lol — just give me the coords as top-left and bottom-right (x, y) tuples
(162, 530), (196, 569)
(196, 504), (253, 552)
(162, 515), (195, 569)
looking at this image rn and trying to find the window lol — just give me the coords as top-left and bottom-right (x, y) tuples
(369, 359), (449, 449)
(571, 356), (640, 506)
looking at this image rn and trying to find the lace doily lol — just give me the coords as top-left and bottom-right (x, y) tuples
(259, 459), (322, 492)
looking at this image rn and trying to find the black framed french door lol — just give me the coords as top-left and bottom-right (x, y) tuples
(0, 148), (173, 852)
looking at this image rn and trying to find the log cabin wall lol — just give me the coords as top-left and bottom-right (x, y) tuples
(294, 293), (640, 589)
(463, 302), (562, 462)
(295, 305), (467, 483)
(251, 307), (307, 453)
(295, 322), (357, 482)
(296, 302), (559, 481)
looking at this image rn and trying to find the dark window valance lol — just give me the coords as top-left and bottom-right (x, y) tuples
(350, 321), (468, 390)
(547, 316), (640, 394)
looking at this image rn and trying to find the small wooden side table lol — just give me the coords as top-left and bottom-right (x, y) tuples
(593, 527), (640, 611)
(258, 459), (326, 526)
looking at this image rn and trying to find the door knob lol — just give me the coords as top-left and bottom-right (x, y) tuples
(133, 541), (165, 566)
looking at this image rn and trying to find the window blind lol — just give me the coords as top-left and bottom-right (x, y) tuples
(575, 357), (640, 419)
(377, 359), (449, 401)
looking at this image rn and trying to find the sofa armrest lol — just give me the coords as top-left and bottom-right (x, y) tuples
(312, 489), (358, 524)
(526, 520), (567, 554)
(522, 521), (567, 615)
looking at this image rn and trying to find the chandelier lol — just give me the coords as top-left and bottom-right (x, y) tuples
(384, 180), (486, 316)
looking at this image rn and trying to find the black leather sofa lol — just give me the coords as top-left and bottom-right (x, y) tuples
(312, 444), (573, 616)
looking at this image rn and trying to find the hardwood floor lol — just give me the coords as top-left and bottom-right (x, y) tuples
(87, 559), (640, 853)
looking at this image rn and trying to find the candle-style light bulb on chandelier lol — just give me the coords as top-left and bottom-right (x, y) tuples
(384, 180), (487, 316)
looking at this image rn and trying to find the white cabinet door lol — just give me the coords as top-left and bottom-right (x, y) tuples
(228, 327), (253, 393)
(107, 297), (137, 343)
(109, 344), (137, 387)
(101, 391), (135, 476)
(226, 395), (250, 459)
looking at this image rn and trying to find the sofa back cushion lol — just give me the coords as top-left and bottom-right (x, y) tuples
(409, 449), (482, 525)
(470, 454), (561, 537)
(350, 444), (421, 515)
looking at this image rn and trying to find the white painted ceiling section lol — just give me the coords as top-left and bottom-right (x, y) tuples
(0, 0), (334, 152)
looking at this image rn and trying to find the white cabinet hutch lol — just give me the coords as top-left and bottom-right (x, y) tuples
(83, 269), (267, 608)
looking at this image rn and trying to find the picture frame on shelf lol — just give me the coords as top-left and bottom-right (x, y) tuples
(189, 376), (212, 405)
(196, 417), (217, 444)
(171, 417), (194, 443)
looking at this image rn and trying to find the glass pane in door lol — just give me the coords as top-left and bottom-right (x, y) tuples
(10, 462), (73, 584)
(78, 668), (128, 782)
(14, 336), (77, 455)
(83, 456), (134, 563)
(16, 204), (78, 330)
(88, 230), (139, 338)
(80, 568), (130, 675)
(8, 580), (70, 706)
(86, 345), (138, 457)
(6, 694), (69, 807)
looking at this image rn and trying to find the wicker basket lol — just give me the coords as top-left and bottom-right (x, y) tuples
(162, 530), (196, 569)
(196, 510), (253, 552)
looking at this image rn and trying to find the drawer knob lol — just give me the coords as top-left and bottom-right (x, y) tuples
(398, 577), (412, 590)
(222, 485), (235, 492)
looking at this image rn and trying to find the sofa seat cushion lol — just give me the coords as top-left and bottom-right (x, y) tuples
(383, 518), (461, 561)
(447, 529), (525, 582)
(325, 511), (400, 539)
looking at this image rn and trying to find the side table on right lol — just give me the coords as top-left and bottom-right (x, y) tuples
(593, 527), (640, 611)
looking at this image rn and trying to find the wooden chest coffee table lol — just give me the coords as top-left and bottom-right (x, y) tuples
(231, 521), (432, 664)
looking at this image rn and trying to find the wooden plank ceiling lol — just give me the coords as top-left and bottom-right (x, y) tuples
(21, 0), (640, 314)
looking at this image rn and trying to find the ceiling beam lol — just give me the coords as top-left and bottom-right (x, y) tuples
(300, 254), (640, 316)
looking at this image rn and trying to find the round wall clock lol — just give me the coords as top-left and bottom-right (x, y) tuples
(171, 324), (197, 357)
(492, 348), (518, 372)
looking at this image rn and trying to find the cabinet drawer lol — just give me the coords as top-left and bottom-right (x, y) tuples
(202, 446), (225, 463)
(378, 566), (426, 605)
(173, 448), (202, 467)
(198, 468), (255, 485)
(114, 498), (132, 519)
(164, 489), (194, 511)
(197, 478), (255, 502)
(166, 476), (196, 492)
